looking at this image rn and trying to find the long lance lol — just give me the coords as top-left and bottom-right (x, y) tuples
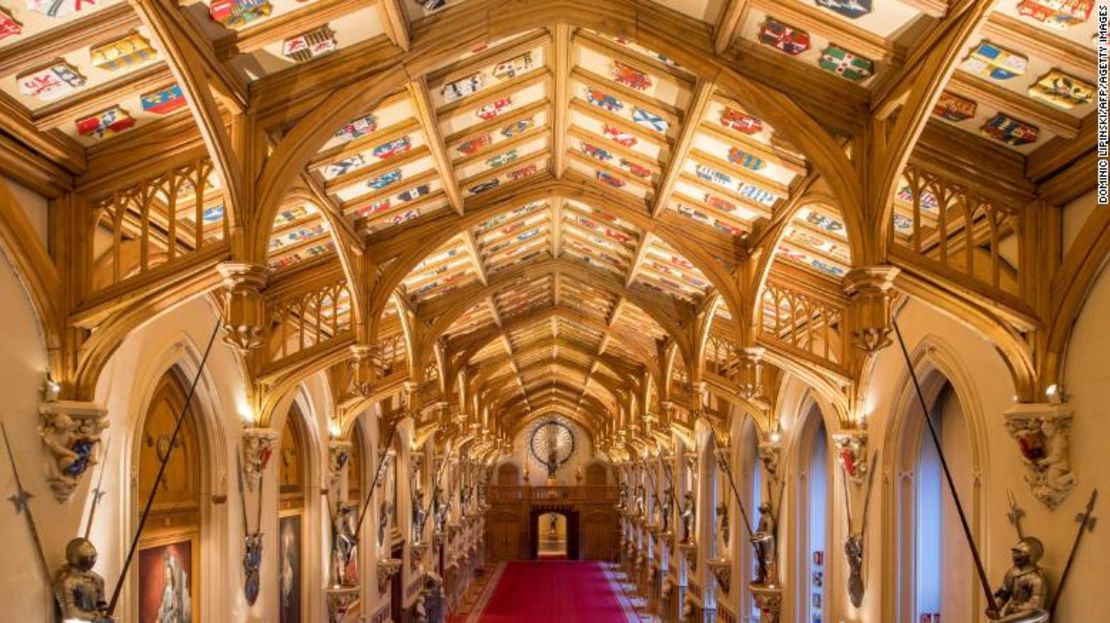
(421, 450), (454, 526)
(107, 320), (220, 615)
(83, 436), (111, 540)
(1049, 489), (1098, 619)
(894, 320), (998, 613)
(713, 446), (756, 542)
(1, 421), (51, 585)
(353, 420), (398, 541)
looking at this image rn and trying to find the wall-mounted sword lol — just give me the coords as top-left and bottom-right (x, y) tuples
(1, 421), (51, 585)
(84, 436), (111, 540)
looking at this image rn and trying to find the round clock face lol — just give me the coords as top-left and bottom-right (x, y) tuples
(530, 420), (575, 466)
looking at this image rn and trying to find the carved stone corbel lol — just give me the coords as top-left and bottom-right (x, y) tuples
(706, 558), (730, 593)
(38, 401), (109, 502)
(1004, 403), (1076, 509)
(843, 265), (900, 353)
(758, 441), (782, 483)
(751, 584), (782, 623)
(326, 586), (359, 623)
(377, 558), (402, 593)
(831, 431), (869, 485)
(678, 542), (697, 570)
(736, 347), (765, 400)
(347, 344), (376, 398)
(241, 428), (279, 492)
(411, 542), (429, 574)
(217, 262), (269, 352)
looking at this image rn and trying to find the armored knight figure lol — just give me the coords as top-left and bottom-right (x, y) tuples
(680, 491), (695, 544)
(332, 503), (358, 586)
(412, 489), (428, 543)
(987, 538), (1049, 623)
(433, 486), (448, 533)
(716, 501), (730, 548)
(752, 501), (777, 585)
(53, 538), (112, 623)
(660, 485), (673, 532)
(378, 500), (393, 547)
(634, 484), (645, 517)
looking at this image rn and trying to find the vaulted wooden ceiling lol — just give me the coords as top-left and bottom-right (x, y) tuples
(1, 0), (1095, 438)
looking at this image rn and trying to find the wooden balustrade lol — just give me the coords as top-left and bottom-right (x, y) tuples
(265, 276), (353, 367)
(487, 485), (619, 504)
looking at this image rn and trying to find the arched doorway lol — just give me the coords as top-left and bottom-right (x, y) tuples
(278, 405), (308, 623)
(135, 368), (203, 622)
(537, 512), (568, 559)
(529, 507), (579, 560)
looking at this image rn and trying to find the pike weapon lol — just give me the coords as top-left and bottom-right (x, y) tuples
(353, 420), (398, 541)
(107, 320), (221, 616)
(1049, 489), (1098, 619)
(83, 436), (111, 539)
(859, 451), (878, 537)
(421, 449), (454, 527)
(713, 444), (756, 542)
(1, 421), (51, 585)
(894, 319), (998, 613)
(1006, 490), (1026, 540)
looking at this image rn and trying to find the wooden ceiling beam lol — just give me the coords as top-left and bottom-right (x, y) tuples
(0, 94), (86, 176)
(946, 71), (1080, 139)
(378, 0), (411, 52)
(32, 62), (173, 131)
(651, 79), (713, 217)
(213, 0), (373, 60)
(0, 4), (140, 77)
(713, 0), (751, 54)
(749, 0), (906, 65)
(552, 23), (571, 178)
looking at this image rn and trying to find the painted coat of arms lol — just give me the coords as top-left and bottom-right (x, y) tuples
(457, 134), (491, 156)
(469, 179), (500, 194)
(980, 113), (1039, 146)
(596, 171), (626, 188)
(501, 117), (534, 138)
(18, 61), (85, 101)
(1016, 0), (1093, 29)
(727, 147), (765, 171)
(506, 164), (538, 181)
(706, 194), (737, 213)
(475, 97), (512, 120)
(209, 0), (272, 28)
(397, 185), (430, 202)
(585, 87), (623, 112)
(91, 32), (157, 71)
(720, 108), (762, 134)
(603, 124), (637, 146)
(282, 26), (337, 62)
(818, 45), (874, 82)
(27, 0), (94, 18)
(0, 7), (22, 40)
(76, 106), (136, 139)
(815, 0), (872, 19)
(443, 73), (483, 103)
(961, 41), (1027, 80)
(758, 19), (811, 56)
(581, 143), (613, 162)
(611, 61), (652, 91)
(632, 107), (668, 133)
(487, 150), (518, 168)
(1028, 70), (1094, 109)
(932, 91), (977, 122)
(696, 164), (732, 187)
(141, 84), (187, 115)
(372, 136), (412, 159)
(493, 52), (533, 80)
(620, 159), (652, 179)
(335, 115), (377, 143)
(324, 155), (366, 178)
(367, 169), (403, 190)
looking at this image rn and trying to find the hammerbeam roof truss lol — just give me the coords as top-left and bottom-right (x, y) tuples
(4, 0), (1097, 434)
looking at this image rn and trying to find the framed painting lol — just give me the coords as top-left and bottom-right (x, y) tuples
(280, 513), (303, 623)
(138, 533), (196, 622)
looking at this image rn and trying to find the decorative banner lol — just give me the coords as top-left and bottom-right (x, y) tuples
(581, 143), (613, 162)
(372, 136), (411, 160)
(501, 116), (534, 138)
(457, 134), (491, 156)
(980, 113), (1039, 146)
(91, 32), (157, 71)
(76, 106), (136, 139)
(1028, 70), (1094, 109)
(0, 6), (22, 40)
(493, 52), (533, 80)
(442, 73), (483, 103)
(27, 0), (94, 18)
(282, 25), (337, 62)
(961, 41), (1026, 81)
(602, 124), (636, 146)
(610, 61), (652, 91)
(818, 45), (874, 82)
(209, 0), (272, 28)
(334, 114), (377, 143)
(1016, 0), (1093, 29)
(486, 149), (518, 168)
(141, 84), (187, 115)
(631, 107), (667, 133)
(815, 0), (872, 19)
(727, 147), (766, 171)
(720, 108), (762, 134)
(367, 169), (402, 190)
(18, 61), (85, 101)
(932, 91), (977, 122)
(596, 170), (626, 188)
(758, 19), (811, 56)
(475, 97), (512, 120)
(585, 87), (623, 112)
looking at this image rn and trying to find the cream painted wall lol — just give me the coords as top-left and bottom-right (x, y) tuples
(1, 174), (48, 248)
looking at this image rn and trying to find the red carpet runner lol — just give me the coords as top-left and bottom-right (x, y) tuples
(466, 561), (641, 622)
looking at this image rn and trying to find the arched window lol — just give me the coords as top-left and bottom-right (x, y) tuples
(899, 380), (975, 622)
(279, 405), (308, 623)
(796, 405), (829, 623)
(739, 419), (762, 622)
(136, 369), (202, 622)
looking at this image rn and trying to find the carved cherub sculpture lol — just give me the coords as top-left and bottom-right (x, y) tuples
(41, 413), (102, 499)
(53, 538), (112, 623)
(987, 538), (1050, 623)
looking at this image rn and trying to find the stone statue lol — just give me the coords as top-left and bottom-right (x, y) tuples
(752, 501), (777, 585)
(41, 413), (103, 502)
(332, 503), (358, 586)
(546, 447), (559, 479)
(52, 538), (112, 623)
(412, 489), (428, 543)
(987, 538), (1049, 623)
(1031, 419), (1075, 507)
(716, 501), (729, 549)
(680, 491), (695, 544)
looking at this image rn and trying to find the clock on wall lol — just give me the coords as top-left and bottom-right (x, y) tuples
(529, 419), (576, 474)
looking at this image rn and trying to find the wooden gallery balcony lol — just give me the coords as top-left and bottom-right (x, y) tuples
(484, 485), (621, 561)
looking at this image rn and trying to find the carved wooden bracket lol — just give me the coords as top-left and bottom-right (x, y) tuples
(831, 430), (869, 486)
(1004, 403), (1076, 509)
(377, 558), (402, 593)
(751, 584), (783, 623)
(706, 558), (730, 594)
(843, 265), (900, 354)
(327, 439), (353, 490)
(218, 262), (268, 352)
(736, 346), (765, 400)
(347, 344), (376, 398)
(241, 427), (279, 492)
(39, 400), (109, 502)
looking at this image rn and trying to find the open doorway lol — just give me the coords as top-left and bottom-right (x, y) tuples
(537, 512), (567, 559)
